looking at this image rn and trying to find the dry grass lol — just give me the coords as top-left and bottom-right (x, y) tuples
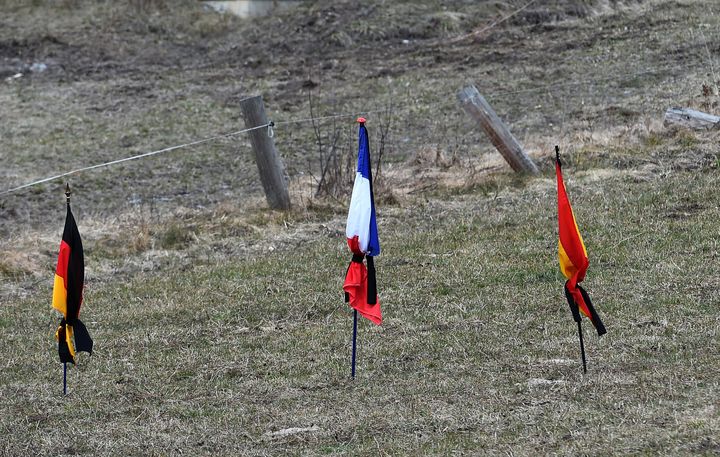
(2, 0), (720, 455)
(4, 148), (720, 455)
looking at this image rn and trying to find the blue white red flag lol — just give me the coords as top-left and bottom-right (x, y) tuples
(343, 119), (381, 325)
(346, 122), (380, 256)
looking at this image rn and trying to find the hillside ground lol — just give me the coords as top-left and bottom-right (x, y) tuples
(1, 0), (720, 455)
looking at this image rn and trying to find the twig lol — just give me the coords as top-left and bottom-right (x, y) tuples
(698, 28), (720, 95)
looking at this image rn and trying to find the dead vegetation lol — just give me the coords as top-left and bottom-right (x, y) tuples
(1, 0), (720, 455)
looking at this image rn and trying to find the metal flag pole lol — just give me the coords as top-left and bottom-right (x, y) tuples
(351, 310), (358, 379)
(64, 182), (71, 395)
(577, 320), (587, 374)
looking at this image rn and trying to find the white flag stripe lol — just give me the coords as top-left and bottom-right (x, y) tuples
(346, 172), (372, 252)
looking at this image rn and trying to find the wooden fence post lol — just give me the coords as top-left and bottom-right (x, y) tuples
(664, 107), (720, 130)
(457, 84), (539, 174)
(240, 95), (291, 210)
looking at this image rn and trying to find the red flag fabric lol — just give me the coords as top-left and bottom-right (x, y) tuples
(344, 255), (382, 325)
(556, 151), (606, 336)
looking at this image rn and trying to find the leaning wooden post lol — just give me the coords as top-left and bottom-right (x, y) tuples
(240, 95), (291, 210)
(457, 84), (539, 174)
(664, 107), (720, 130)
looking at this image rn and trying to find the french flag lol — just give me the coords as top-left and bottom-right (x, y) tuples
(343, 118), (382, 325)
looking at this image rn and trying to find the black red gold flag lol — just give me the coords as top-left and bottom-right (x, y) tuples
(52, 186), (93, 365)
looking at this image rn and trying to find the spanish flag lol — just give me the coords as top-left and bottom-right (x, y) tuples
(556, 147), (606, 336)
(52, 190), (93, 364)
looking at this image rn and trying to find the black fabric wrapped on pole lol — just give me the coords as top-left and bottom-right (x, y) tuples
(366, 256), (377, 305)
(564, 281), (606, 336)
(564, 282), (582, 323)
(577, 284), (606, 336)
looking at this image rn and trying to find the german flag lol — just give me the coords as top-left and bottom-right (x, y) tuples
(556, 147), (606, 336)
(52, 190), (93, 364)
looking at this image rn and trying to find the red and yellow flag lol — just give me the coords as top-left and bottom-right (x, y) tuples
(556, 149), (606, 336)
(53, 195), (93, 364)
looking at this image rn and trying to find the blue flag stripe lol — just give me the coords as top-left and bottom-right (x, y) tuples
(359, 124), (380, 256)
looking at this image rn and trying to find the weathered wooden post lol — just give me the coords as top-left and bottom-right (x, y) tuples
(457, 84), (539, 174)
(664, 107), (720, 130)
(240, 95), (291, 210)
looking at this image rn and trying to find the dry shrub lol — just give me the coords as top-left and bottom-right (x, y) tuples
(0, 251), (40, 279)
(408, 145), (456, 169)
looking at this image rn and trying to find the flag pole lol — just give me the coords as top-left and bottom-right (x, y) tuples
(577, 320), (587, 374)
(64, 182), (71, 395)
(351, 309), (358, 379)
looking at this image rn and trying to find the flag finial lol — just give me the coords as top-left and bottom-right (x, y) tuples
(65, 182), (71, 204)
(555, 145), (561, 167)
(357, 117), (366, 124)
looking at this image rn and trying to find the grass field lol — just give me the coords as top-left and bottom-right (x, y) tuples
(2, 0), (720, 455)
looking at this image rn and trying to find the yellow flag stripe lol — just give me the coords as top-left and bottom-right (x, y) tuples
(66, 324), (76, 359)
(558, 241), (574, 280)
(570, 210), (587, 258)
(52, 274), (67, 316)
(54, 323), (77, 363)
(558, 208), (588, 280)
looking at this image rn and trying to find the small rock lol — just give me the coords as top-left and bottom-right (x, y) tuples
(30, 62), (47, 73)
(528, 378), (566, 388)
(264, 426), (321, 439)
(542, 358), (574, 365)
